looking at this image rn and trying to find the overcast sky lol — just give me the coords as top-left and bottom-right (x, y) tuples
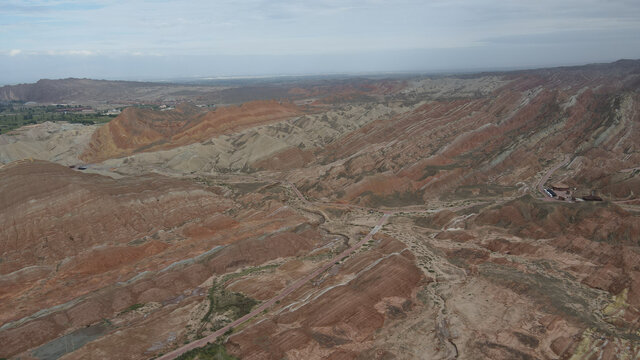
(2, 0), (640, 84)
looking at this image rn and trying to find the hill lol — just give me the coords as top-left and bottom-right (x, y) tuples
(0, 77), (406, 106)
(1, 60), (640, 360)
(80, 100), (303, 162)
(0, 78), (215, 104)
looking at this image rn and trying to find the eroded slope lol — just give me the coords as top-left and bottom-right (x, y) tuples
(80, 100), (302, 162)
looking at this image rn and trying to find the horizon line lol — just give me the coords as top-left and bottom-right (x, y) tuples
(1, 58), (638, 87)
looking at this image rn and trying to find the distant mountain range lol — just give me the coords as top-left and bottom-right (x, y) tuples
(4, 59), (636, 105)
(0, 76), (403, 105)
(1, 58), (640, 360)
(0, 78), (224, 105)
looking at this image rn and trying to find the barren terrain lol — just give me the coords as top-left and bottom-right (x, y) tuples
(1, 60), (639, 360)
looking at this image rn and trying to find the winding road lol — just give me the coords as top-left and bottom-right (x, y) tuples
(156, 184), (391, 360)
(157, 179), (489, 359)
(537, 155), (570, 198)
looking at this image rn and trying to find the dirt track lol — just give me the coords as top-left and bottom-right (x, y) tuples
(157, 215), (390, 359)
(537, 155), (570, 197)
(156, 184), (391, 360)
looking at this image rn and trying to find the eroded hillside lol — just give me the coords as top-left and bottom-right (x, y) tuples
(1, 60), (639, 360)
(80, 100), (303, 162)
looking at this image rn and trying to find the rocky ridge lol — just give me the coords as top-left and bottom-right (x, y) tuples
(0, 60), (639, 359)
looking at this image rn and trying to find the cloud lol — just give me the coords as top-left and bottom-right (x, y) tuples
(1, 1), (104, 15)
(3, 0), (640, 56)
(42, 49), (96, 56)
(1, 0), (640, 82)
(65, 50), (94, 56)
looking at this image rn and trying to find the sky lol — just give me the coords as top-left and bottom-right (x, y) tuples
(1, 0), (640, 84)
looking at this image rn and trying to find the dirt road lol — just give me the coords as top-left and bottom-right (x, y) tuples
(157, 181), (485, 359)
(537, 155), (570, 197)
(620, 166), (640, 173)
(283, 180), (483, 215)
(156, 209), (390, 360)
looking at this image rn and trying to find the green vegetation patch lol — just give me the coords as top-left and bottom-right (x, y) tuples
(0, 103), (116, 134)
(174, 342), (238, 360)
(221, 263), (279, 284)
(198, 264), (279, 334)
(201, 284), (259, 332)
(300, 251), (334, 262)
(119, 303), (145, 315)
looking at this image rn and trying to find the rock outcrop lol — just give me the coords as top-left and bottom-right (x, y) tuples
(284, 61), (640, 208)
(0, 161), (323, 357)
(81, 100), (302, 162)
(2, 60), (640, 360)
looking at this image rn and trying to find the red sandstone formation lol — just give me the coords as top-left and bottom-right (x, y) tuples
(280, 62), (640, 208)
(226, 236), (427, 359)
(0, 160), (323, 357)
(81, 100), (302, 162)
(2, 60), (640, 360)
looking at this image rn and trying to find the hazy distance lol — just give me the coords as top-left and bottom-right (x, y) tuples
(2, 0), (640, 84)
